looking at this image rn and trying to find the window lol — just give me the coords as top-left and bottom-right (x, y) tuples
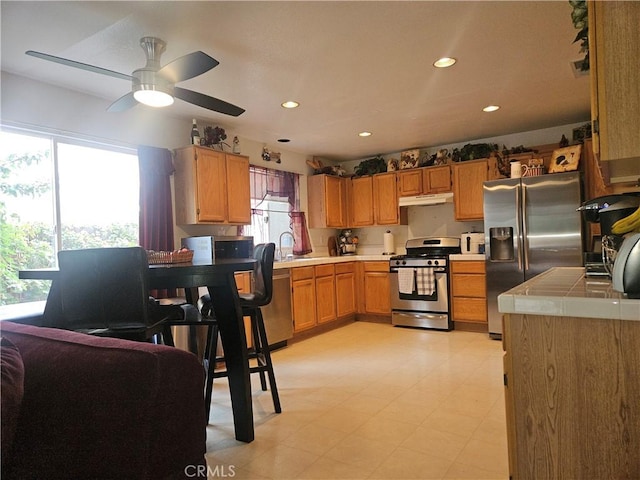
(0, 128), (139, 305)
(243, 165), (312, 258)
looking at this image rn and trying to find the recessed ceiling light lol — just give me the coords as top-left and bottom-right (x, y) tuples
(483, 105), (500, 112)
(358, 131), (372, 137)
(433, 57), (456, 68)
(277, 138), (290, 143)
(281, 101), (299, 109)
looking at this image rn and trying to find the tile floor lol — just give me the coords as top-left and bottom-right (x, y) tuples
(205, 322), (508, 479)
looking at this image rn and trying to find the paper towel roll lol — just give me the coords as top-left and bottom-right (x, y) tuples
(383, 231), (395, 254)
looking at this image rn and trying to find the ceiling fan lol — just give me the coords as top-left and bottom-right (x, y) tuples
(26, 37), (245, 116)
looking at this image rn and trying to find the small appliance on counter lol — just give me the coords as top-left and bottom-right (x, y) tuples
(612, 233), (640, 299)
(337, 229), (358, 255)
(460, 232), (484, 254)
(181, 235), (254, 262)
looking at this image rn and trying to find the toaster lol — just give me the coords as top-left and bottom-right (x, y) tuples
(612, 233), (640, 299)
(460, 232), (484, 254)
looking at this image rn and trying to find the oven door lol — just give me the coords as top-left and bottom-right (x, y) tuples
(389, 266), (449, 313)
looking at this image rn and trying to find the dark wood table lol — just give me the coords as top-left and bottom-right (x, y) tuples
(20, 258), (258, 443)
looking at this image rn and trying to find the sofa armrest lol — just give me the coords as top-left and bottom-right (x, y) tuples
(0, 321), (206, 480)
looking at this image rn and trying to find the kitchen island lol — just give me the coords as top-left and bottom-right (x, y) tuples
(499, 267), (640, 479)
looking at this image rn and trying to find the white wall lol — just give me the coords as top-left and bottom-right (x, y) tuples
(1, 72), (317, 250)
(1, 72), (598, 257)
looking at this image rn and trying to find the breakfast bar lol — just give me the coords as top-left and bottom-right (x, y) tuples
(499, 267), (640, 479)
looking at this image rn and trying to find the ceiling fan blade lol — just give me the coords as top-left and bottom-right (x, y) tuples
(174, 87), (245, 117)
(107, 92), (138, 112)
(26, 50), (133, 82)
(158, 51), (219, 83)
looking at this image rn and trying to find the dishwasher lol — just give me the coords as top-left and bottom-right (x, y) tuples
(261, 269), (293, 348)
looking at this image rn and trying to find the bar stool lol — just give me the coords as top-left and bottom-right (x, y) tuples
(200, 243), (281, 417)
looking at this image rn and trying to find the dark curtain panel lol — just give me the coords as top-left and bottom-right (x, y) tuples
(138, 146), (176, 298)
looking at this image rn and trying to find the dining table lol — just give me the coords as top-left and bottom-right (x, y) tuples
(19, 257), (258, 443)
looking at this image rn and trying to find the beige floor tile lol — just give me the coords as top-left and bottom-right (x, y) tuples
(206, 322), (509, 480)
(242, 444), (319, 479)
(368, 446), (454, 479)
(280, 422), (348, 456)
(297, 455), (372, 479)
(400, 425), (469, 461)
(323, 433), (394, 471)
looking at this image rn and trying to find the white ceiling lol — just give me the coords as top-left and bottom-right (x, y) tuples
(1, 1), (591, 161)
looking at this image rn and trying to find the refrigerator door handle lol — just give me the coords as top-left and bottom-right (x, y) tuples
(521, 184), (530, 271)
(516, 186), (524, 271)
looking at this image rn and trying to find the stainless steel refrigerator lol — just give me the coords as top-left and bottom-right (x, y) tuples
(483, 171), (584, 339)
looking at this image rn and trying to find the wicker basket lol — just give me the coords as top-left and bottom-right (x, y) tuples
(146, 249), (194, 265)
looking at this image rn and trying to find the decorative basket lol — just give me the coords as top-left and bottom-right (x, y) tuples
(146, 249), (194, 265)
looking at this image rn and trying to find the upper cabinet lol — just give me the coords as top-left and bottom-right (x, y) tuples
(373, 172), (401, 225)
(174, 146), (251, 225)
(350, 176), (375, 227)
(307, 174), (348, 228)
(397, 165), (451, 197)
(452, 158), (499, 221)
(588, 1), (640, 162)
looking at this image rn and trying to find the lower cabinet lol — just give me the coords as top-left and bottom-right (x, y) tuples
(291, 267), (317, 332)
(335, 262), (356, 317)
(291, 261), (361, 333)
(359, 261), (391, 315)
(315, 264), (337, 324)
(450, 260), (487, 326)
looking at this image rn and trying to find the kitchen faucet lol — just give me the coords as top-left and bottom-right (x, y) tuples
(278, 231), (296, 261)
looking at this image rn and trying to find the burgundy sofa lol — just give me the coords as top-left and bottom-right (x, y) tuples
(0, 321), (206, 480)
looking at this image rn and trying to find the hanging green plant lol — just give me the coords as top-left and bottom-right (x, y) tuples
(570, 0), (589, 71)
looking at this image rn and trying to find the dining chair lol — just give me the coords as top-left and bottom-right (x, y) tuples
(42, 246), (184, 342)
(196, 242), (281, 419)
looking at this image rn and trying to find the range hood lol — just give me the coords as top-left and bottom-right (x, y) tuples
(398, 192), (454, 207)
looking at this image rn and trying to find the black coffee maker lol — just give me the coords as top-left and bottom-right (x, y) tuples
(578, 193), (640, 276)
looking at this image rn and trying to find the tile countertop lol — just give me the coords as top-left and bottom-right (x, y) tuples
(273, 254), (392, 269)
(498, 267), (640, 321)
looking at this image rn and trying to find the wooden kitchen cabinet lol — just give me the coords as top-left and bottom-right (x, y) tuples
(588, 1), (640, 162)
(397, 165), (451, 197)
(423, 165), (451, 193)
(315, 264), (337, 324)
(503, 312), (640, 478)
(450, 260), (487, 326)
(350, 176), (375, 227)
(291, 266), (317, 332)
(361, 261), (391, 315)
(307, 174), (348, 228)
(452, 158), (498, 221)
(335, 262), (356, 317)
(397, 169), (423, 196)
(174, 146), (251, 225)
(373, 172), (401, 225)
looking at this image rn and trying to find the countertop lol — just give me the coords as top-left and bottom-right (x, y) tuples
(273, 254), (392, 269)
(498, 267), (640, 321)
(449, 254), (485, 261)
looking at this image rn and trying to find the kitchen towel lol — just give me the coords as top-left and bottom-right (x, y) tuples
(416, 269), (435, 296)
(397, 268), (415, 294)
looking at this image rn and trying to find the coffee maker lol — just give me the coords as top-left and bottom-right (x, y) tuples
(578, 194), (640, 276)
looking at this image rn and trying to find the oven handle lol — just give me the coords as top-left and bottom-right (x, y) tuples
(391, 311), (449, 322)
(390, 267), (446, 273)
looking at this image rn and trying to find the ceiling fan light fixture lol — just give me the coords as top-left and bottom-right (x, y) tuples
(134, 86), (174, 108)
(483, 105), (500, 112)
(358, 131), (372, 137)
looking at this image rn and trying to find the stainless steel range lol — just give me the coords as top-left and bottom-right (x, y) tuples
(389, 237), (461, 330)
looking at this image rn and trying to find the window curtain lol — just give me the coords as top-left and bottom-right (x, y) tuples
(247, 165), (313, 255)
(138, 146), (176, 298)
